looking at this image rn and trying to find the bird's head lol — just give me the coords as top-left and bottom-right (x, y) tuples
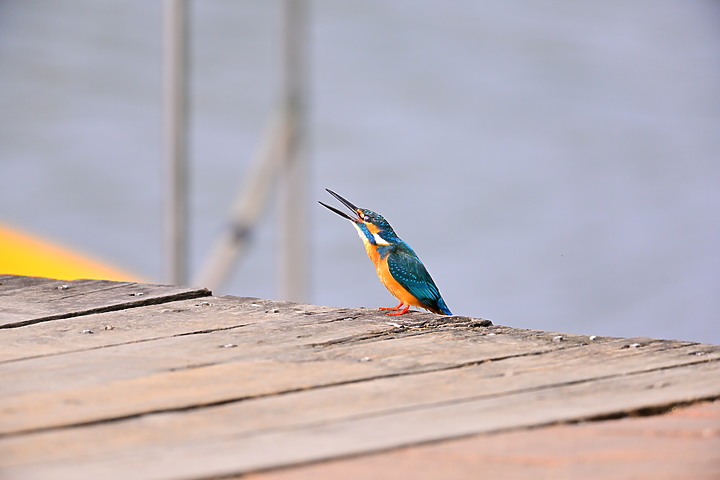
(320, 189), (399, 246)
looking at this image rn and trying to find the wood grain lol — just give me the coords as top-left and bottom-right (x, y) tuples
(2, 359), (717, 480)
(0, 277), (210, 328)
(0, 275), (717, 480)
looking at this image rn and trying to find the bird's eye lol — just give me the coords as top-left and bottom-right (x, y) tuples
(363, 215), (371, 222)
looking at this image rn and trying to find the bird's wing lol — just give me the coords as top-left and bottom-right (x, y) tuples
(386, 244), (442, 307)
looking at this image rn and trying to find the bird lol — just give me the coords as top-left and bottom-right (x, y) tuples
(319, 189), (452, 316)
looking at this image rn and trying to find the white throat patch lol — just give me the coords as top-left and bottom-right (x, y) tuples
(351, 223), (367, 243)
(372, 232), (391, 246)
(351, 223), (391, 246)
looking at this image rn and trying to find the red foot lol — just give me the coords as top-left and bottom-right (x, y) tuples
(380, 302), (404, 311)
(386, 305), (410, 316)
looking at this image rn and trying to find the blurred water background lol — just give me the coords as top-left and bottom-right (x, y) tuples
(1, 1), (718, 343)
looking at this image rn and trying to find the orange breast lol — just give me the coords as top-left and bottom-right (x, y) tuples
(355, 229), (424, 308)
(378, 258), (422, 307)
(371, 252), (424, 308)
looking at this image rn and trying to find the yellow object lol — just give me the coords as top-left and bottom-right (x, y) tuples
(0, 224), (143, 282)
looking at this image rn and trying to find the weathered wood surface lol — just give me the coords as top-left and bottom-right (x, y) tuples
(0, 275), (210, 328)
(0, 275), (718, 480)
(242, 400), (720, 480)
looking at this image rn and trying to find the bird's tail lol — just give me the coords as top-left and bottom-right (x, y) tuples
(436, 297), (452, 315)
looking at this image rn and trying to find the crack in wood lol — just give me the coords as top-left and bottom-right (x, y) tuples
(172, 323), (251, 337)
(308, 327), (405, 347)
(183, 378), (720, 450)
(3, 276), (718, 480)
(314, 315), (360, 324)
(219, 395), (720, 480)
(0, 289), (212, 329)
(564, 397), (720, 423)
(13, 356), (720, 446)
(8, 341), (714, 439)
(52, 281), (136, 301)
(0, 322), (255, 366)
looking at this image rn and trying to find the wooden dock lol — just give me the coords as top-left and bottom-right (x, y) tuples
(1, 274), (718, 479)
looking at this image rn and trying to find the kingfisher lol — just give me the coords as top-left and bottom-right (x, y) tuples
(319, 189), (452, 316)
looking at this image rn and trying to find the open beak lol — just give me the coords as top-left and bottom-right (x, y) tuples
(319, 189), (361, 222)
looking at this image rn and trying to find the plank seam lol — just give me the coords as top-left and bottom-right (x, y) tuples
(5, 342), (715, 438)
(195, 396), (720, 480)
(0, 313), (463, 364)
(0, 321), (252, 365)
(0, 288), (212, 329)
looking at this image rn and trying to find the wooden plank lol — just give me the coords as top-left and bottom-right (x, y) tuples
(1, 295), (464, 363)
(1, 338), (716, 452)
(242, 400), (720, 480)
(0, 277), (210, 328)
(1, 275), (717, 480)
(2, 291), (714, 436)
(0, 305), (405, 396)
(2, 340), (714, 452)
(0, 323), (585, 434)
(1, 356), (718, 480)
(0, 296), (355, 362)
(0, 275), (56, 293)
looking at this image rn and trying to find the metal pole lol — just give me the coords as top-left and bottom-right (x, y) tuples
(277, 0), (309, 302)
(163, 0), (189, 285)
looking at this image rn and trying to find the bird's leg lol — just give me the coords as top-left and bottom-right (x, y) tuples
(379, 302), (404, 311)
(386, 305), (411, 316)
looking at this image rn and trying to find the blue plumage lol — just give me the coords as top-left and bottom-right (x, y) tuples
(320, 189), (453, 316)
(386, 242), (452, 315)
